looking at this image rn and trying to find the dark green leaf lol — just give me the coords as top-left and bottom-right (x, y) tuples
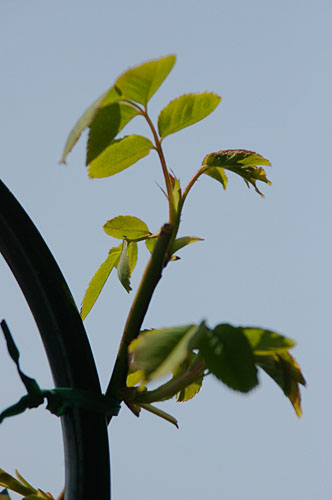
(199, 324), (258, 392)
(80, 245), (121, 320)
(202, 149), (271, 197)
(88, 135), (153, 178)
(103, 215), (150, 240)
(256, 352), (305, 417)
(158, 92), (221, 139)
(87, 102), (139, 164)
(60, 86), (121, 163)
(243, 328), (296, 355)
(129, 323), (207, 381)
(115, 55), (176, 106)
(117, 240), (131, 292)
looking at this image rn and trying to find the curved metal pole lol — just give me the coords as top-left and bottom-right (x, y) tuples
(0, 180), (111, 500)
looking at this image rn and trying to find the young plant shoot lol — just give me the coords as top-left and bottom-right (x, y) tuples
(0, 54), (305, 498)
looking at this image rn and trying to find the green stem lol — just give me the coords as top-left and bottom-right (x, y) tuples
(142, 109), (176, 223)
(105, 223), (174, 415)
(133, 360), (206, 404)
(180, 166), (207, 211)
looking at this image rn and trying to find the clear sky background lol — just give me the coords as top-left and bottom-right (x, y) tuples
(1, 1), (332, 499)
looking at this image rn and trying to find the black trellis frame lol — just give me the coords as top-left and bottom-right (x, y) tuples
(0, 180), (111, 500)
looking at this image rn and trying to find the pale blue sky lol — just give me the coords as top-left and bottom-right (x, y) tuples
(1, 1), (332, 499)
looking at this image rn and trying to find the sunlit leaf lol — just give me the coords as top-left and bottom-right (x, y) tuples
(198, 324), (258, 393)
(117, 240), (132, 292)
(0, 470), (35, 497)
(158, 92), (221, 139)
(169, 174), (181, 212)
(80, 245), (121, 320)
(145, 237), (157, 254)
(128, 241), (138, 274)
(87, 102), (139, 163)
(256, 352), (306, 417)
(60, 86), (121, 163)
(170, 236), (203, 255)
(88, 135), (153, 178)
(243, 328), (296, 355)
(115, 54), (176, 106)
(129, 323), (207, 381)
(103, 215), (150, 240)
(126, 369), (145, 387)
(202, 149), (271, 197)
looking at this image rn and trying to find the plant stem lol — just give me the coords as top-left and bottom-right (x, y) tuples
(142, 109), (176, 223)
(105, 223), (173, 418)
(180, 166), (207, 210)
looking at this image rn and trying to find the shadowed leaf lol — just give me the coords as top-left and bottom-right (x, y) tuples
(88, 135), (153, 178)
(60, 86), (121, 163)
(0, 470), (35, 497)
(87, 102), (139, 163)
(199, 324), (258, 393)
(158, 92), (221, 139)
(115, 55), (176, 106)
(80, 245), (121, 320)
(202, 149), (271, 197)
(117, 240), (132, 292)
(103, 215), (150, 240)
(256, 352), (306, 417)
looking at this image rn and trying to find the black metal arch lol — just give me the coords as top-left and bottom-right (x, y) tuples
(0, 180), (111, 500)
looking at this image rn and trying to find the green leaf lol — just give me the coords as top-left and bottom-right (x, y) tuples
(87, 102), (139, 164)
(139, 403), (178, 428)
(204, 167), (228, 190)
(103, 215), (150, 240)
(117, 240), (132, 292)
(202, 149), (271, 197)
(173, 353), (204, 402)
(256, 352), (306, 417)
(169, 174), (181, 212)
(80, 245), (121, 320)
(129, 323), (207, 381)
(88, 135), (153, 178)
(60, 86), (121, 164)
(145, 236), (157, 254)
(170, 236), (203, 255)
(158, 92), (221, 139)
(115, 54), (176, 106)
(199, 324), (258, 393)
(128, 241), (138, 274)
(243, 328), (296, 355)
(0, 470), (35, 497)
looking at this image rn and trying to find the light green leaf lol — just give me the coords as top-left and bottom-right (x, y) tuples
(0, 469), (35, 497)
(202, 149), (271, 197)
(204, 167), (228, 190)
(80, 245), (121, 320)
(87, 102), (139, 164)
(60, 86), (121, 164)
(145, 236), (157, 254)
(127, 369), (145, 387)
(117, 240), (131, 292)
(170, 236), (203, 255)
(256, 352), (306, 417)
(115, 54), (176, 106)
(243, 328), (296, 355)
(88, 135), (153, 178)
(128, 241), (138, 274)
(158, 92), (221, 139)
(173, 353), (204, 402)
(129, 323), (207, 381)
(103, 215), (150, 240)
(198, 324), (258, 393)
